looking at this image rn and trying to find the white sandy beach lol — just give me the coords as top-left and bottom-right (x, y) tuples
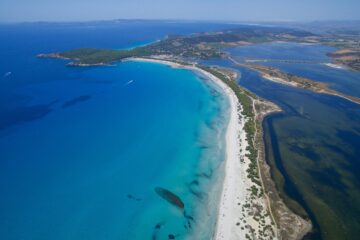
(262, 74), (298, 87)
(128, 57), (275, 239)
(323, 62), (345, 69)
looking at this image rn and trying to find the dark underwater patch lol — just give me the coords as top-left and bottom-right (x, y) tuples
(288, 143), (321, 161)
(325, 143), (351, 159)
(335, 129), (360, 184)
(307, 167), (349, 196)
(126, 194), (142, 201)
(154, 187), (184, 209)
(62, 95), (91, 108)
(0, 103), (53, 131)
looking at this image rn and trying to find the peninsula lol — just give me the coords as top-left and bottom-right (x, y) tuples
(37, 26), (316, 66)
(237, 62), (360, 105)
(38, 24), (360, 71)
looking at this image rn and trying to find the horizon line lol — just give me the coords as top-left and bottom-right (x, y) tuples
(1, 18), (360, 25)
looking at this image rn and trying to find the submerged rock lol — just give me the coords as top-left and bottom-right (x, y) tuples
(154, 187), (185, 209)
(152, 222), (165, 240)
(127, 194), (142, 201)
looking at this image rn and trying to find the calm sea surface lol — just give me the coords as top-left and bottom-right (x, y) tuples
(2, 22), (360, 240)
(0, 21), (234, 239)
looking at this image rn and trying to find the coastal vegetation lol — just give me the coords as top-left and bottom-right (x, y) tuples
(198, 65), (279, 239)
(199, 65), (312, 239)
(198, 66), (260, 185)
(327, 48), (360, 71)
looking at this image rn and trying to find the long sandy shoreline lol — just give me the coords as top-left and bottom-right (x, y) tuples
(127, 57), (277, 239)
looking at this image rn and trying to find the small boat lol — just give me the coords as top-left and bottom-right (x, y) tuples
(124, 80), (134, 86)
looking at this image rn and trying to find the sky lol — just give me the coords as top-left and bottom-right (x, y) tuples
(0, 0), (360, 23)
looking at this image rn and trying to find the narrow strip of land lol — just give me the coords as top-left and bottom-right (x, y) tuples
(229, 57), (360, 105)
(129, 57), (279, 239)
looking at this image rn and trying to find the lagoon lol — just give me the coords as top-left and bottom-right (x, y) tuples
(226, 43), (360, 240)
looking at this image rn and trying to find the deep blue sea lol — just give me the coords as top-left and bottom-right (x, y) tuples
(0, 21), (234, 239)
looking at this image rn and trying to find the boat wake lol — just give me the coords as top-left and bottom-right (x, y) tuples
(4, 72), (12, 77)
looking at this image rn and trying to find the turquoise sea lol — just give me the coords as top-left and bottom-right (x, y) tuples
(0, 22), (232, 239)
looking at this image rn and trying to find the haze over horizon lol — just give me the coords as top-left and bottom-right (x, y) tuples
(0, 0), (359, 23)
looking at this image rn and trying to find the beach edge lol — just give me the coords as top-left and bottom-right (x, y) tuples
(126, 57), (311, 240)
